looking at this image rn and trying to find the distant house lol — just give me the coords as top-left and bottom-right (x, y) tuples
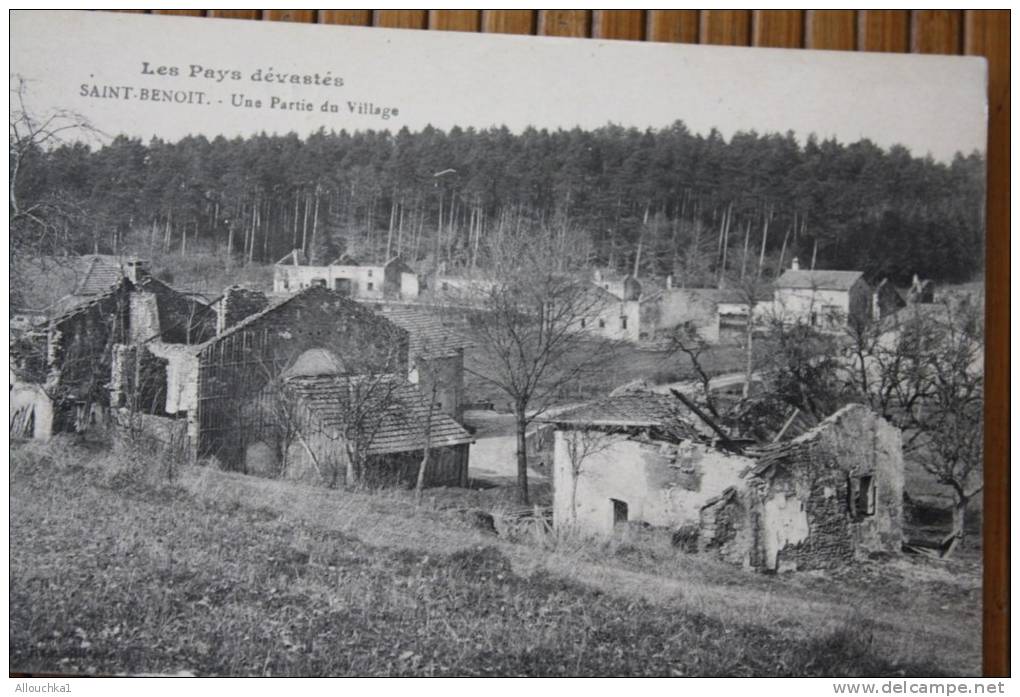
(772, 258), (871, 330)
(575, 281), (642, 343)
(544, 391), (903, 572)
(273, 249), (420, 300)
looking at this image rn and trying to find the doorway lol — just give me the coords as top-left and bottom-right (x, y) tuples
(611, 498), (629, 525)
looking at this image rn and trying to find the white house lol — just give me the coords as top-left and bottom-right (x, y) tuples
(575, 282), (641, 343)
(771, 258), (871, 330)
(273, 250), (420, 301)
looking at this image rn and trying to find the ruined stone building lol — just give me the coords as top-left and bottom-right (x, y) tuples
(545, 392), (903, 572)
(273, 249), (420, 300)
(10, 262), (215, 439)
(130, 285), (473, 486)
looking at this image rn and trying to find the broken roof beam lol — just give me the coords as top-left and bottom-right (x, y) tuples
(669, 388), (744, 453)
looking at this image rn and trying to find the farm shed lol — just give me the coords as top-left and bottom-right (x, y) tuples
(271, 374), (473, 488)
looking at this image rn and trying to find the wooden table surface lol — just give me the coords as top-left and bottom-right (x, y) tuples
(104, 9), (1012, 676)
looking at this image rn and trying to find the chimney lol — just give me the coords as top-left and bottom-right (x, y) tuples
(125, 259), (149, 284)
(791, 257), (800, 271)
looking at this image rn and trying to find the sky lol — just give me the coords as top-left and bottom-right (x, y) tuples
(11, 10), (988, 162)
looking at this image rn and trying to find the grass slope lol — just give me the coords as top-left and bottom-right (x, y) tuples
(10, 440), (979, 676)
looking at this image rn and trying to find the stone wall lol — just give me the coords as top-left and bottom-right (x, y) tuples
(744, 404), (904, 572)
(415, 352), (465, 420)
(217, 285), (269, 334)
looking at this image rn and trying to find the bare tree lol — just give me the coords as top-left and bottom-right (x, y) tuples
(457, 228), (623, 504)
(10, 77), (100, 286)
(843, 299), (984, 548)
(562, 427), (614, 523)
(667, 321), (722, 419)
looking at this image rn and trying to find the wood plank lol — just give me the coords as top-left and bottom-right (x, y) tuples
(592, 10), (645, 40)
(207, 10), (260, 21)
(858, 10), (909, 52)
(699, 10), (751, 46)
(537, 10), (590, 38)
(753, 10), (804, 48)
(262, 10), (316, 24)
(481, 10), (535, 35)
(428, 10), (481, 33)
(911, 10), (963, 54)
(646, 10), (698, 43)
(318, 10), (372, 27)
(151, 10), (204, 17)
(373, 10), (427, 30)
(806, 10), (856, 50)
(964, 11), (1010, 678)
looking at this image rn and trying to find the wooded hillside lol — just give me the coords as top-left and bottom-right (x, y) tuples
(13, 123), (985, 284)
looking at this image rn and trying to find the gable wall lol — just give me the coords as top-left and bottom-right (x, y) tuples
(552, 429), (753, 536)
(195, 288), (409, 467)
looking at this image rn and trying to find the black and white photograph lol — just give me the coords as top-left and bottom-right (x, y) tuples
(9, 10), (990, 678)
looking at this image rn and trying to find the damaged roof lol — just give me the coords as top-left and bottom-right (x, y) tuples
(285, 374), (474, 455)
(544, 391), (701, 440)
(746, 403), (871, 476)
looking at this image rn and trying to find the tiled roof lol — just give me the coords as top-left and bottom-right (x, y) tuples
(544, 391), (701, 440)
(286, 374), (473, 455)
(372, 306), (472, 358)
(775, 269), (864, 291)
(74, 255), (144, 295)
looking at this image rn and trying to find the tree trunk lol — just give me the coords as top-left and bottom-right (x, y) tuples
(742, 309), (755, 399)
(515, 410), (530, 505)
(949, 494), (970, 550)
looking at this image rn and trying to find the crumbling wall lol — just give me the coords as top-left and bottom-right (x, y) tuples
(109, 344), (169, 415)
(129, 292), (161, 344)
(552, 429), (754, 536)
(45, 285), (132, 429)
(217, 285), (269, 334)
(744, 404), (903, 572)
(111, 408), (190, 462)
(698, 487), (754, 565)
(10, 380), (54, 440)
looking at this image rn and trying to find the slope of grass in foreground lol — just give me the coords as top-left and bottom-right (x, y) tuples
(11, 441), (953, 677)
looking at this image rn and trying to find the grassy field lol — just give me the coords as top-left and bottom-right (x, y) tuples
(10, 437), (980, 677)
